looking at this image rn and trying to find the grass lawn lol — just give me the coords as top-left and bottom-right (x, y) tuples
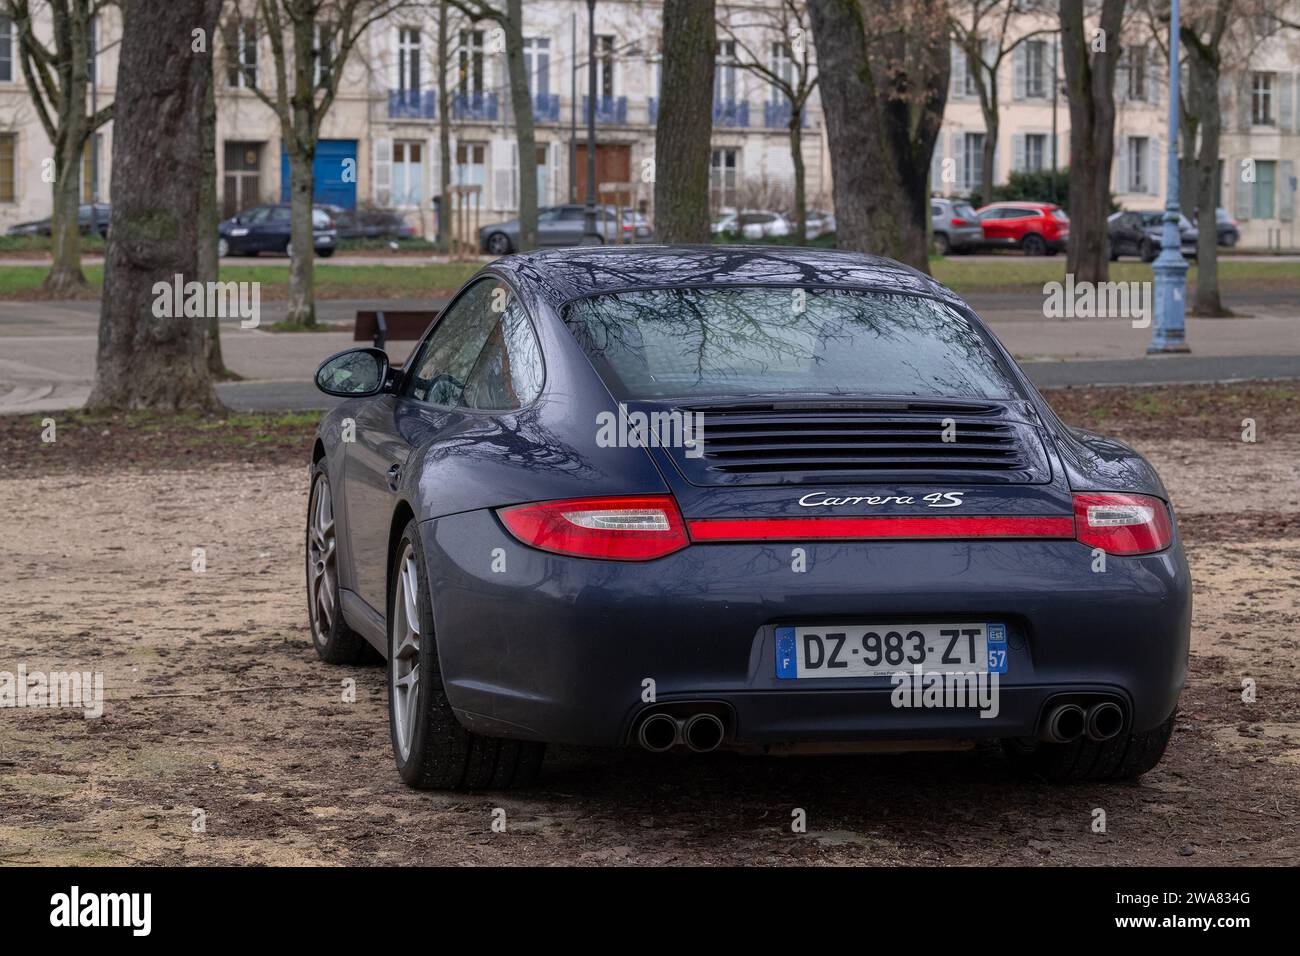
(0, 253), (1293, 300)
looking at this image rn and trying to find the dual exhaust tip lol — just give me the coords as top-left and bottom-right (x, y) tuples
(1042, 701), (1124, 743)
(637, 712), (726, 753)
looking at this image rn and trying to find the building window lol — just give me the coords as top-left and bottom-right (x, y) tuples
(222, 141), (263, 218)
(393, 141), (423, 207)
(399, 27), (421, 94)
(1251, 72), (1274, 126)
(523, 37), (550, 97)
(226, 20), (258, 88)
(1023, 133), (1046, 173)
(710, 147), (737, 210)
(458, 30), (484, 95)
(596, 35), (615, 99)
(0, 15), (12, 83)
(1126, 46), (1147, 101)
(456, 142), (486, 188)
(0, 133), (15, 202)
(227, 21), (257, 89)
(1252, 159), (1276, 219)
(769, 41), (793, 102)
(1024, 40), (1046, 98)
(715, 39), (737, 104)
(962, 132), (985, 191)
(314, 22), (334, 88)
(1127, 136), (1148, 193)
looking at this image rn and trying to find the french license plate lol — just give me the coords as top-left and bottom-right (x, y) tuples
(775, 622), (1008, 679)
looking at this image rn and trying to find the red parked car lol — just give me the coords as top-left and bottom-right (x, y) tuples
(975, 201), (1069, 256)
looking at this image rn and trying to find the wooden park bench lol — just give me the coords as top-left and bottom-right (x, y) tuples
(353, 310), (439, 352)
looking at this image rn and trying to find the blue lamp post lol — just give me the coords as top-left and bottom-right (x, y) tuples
(1149, 0), (1191, 353)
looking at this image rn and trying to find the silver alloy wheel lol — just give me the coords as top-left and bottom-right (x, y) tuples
(307, 475), (337, 647)
(487, 232), (510, 255)
(217, 238), (229, 258)
(285, 240), (294, 258)
(390, 544), (422, 762)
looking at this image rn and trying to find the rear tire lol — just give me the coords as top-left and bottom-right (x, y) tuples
(933, 233), (951, 256)
(388, 519), (545, 790)
(1140, 238), (1158, 262)
(486, 232), (512, 255)
(1021, 233), (1047, 256)
(1002, 711), (1175, 783)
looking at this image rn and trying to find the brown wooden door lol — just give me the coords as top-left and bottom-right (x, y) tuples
(574, 144), (631, 204)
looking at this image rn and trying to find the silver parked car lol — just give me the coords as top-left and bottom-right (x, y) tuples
(930, 197), (985, 255)
(480, 204), (652, 254)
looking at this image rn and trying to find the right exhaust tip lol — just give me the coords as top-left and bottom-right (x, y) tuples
(637, 713), (679, 752)
(1043, 703), (1086, 743)
(682, 713), (726, 753)
(1086, 702), (1124, 741)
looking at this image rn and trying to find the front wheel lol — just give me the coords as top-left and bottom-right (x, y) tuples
(1140, 238), (1158, 262)
(485, 232), (512, 255)
(388, 520), (545, 790)
(933, 233), (951, 256)
(307, 464), (376, 664)
(217, 238), (229, 258)
(318, 247), (335, 258)
(1002, 711), (1175, 783)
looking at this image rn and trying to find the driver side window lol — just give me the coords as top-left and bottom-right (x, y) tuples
(405, 278), (500, 406)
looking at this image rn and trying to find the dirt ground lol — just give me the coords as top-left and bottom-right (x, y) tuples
(1, 384), (1298, 866)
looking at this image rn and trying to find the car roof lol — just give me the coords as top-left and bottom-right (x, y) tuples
(499, 245), (965, 309)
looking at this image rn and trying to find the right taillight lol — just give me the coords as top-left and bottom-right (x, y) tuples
(497, 495), (690, 561)
(1073, 493), (1172, 555)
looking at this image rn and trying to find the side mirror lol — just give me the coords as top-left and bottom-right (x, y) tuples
(315, 347), (390, 397)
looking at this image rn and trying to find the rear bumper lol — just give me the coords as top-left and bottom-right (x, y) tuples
(422, 510), (1190, 747)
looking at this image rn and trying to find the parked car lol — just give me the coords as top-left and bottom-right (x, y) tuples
(308, 244), (1188, 790)
(324, 205), (417, 241)
(711, 210), (739, 235)
(711, 209), (792, 241)
(7, 202), (111, 238)
(1211, 207), (1240, 247)
(1107, 210), (1198, 262)
(805, 209), (836, 240)
(217, 203), (338, 258)
(975, 201), (1069, 255)
(930, 197), (984, 255)
(479, 204), (651, 255)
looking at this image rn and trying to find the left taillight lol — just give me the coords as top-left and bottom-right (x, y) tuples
(1073, 493), (1172, 555)
(497, 495), (690, 561)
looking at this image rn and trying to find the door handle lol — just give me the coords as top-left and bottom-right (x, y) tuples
(386, 463), (402, 491)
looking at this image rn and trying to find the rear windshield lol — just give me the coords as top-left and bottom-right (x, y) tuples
(563, 287), (1019, 401)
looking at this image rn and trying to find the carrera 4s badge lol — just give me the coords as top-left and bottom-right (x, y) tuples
(797, 491), (967, 508)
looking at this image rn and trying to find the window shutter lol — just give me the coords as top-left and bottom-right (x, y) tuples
(1013, 44), (1026, 100)
(1148, 136), (1161, 195)
(930, 138), (943, 192)
(1279, 73), (1294, 133)
(1237, 76), (1252, 129)
(1011, 133), (1024, 173)
(1280, 160), (1295, 222)
(1115, 138), (1128, 193)
(951, 43), (967, 100)
(948, 130), (959, 191)
(1218, 78), (1233, 131)
(1147, 45), (1159, 105)
(373, 136), (392, 205)
(1234, 157), (1252, 221)
(491, 139), (515, 212)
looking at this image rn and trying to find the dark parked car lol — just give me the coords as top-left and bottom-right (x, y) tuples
(218, 203), (338, 258)
(7, 202), (111, 238)
(975, 202), (1069, 255)
(307, 245), (1189, 791)
(930, 197), (984, 254)
(479, 204), (651, 255)
(1107, 210), (1198, 262)
(1210, 207), (1240, 247)
(324, 204), (417, 240)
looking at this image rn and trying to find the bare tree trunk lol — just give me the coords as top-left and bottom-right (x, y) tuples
(789, 113), (806, 241)
(437, 1), (452, 253)
(1060, 0), (1125, 284)
(286, 145), (317, 326)
(87, 0), (222, 412)
(808, 0), (946, 272)
(979, 98), (998, 203)
(503, 0), (537, 250)
(198, 47), (229, 375)
(46, 142), (87, 293)
(1183, 15), (1230, 317)
(654, 0), (715, 243)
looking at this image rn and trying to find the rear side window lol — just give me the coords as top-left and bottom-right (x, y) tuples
(406, 278), (543, 410)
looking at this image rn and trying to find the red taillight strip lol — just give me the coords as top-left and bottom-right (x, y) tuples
(686, 514), (1076, 542)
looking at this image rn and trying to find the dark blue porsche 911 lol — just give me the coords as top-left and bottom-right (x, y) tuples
(307, 246), (1190, 790)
